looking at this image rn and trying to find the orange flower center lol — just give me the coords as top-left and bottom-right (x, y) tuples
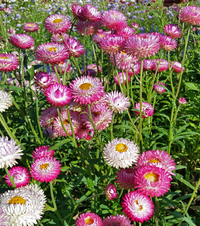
(28, 24), (34, 27)
(144, 172), (159, 182)
(93, 111), (101, 117)
(115, 143), (127, 153)
(134, 200), (143, 211)
(85, 217), (94, 225)
(63, 119), (69, 125)
(48, 47), (57, 52)
(8, 196), (26, 205)
(40, 163), (49, 170)
(79, 83), (92, 90)
(1, 56), (8, 60)
(148, 159), (161, 164)
(53, 18), (63, 23)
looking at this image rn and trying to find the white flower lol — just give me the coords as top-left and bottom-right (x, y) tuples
(103, 138), (139, 169)
(0, 137), (23, 169)
(0, 184), (46, 226)
(0, 90), (12, 112)
(0, 207), (8, 225)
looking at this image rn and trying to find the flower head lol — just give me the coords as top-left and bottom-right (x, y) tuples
(103, 138), (139, 169)
(122, 191), (154, 223)
(134, 102), (154, 118)
(76, 20), (101, 36)
(93, 30), (111, 44)
(171, 61), (185, 73)
(52, 61), (71, 74)
(51, 33), (69, 43)
(34, 71), (55, 89)
(23, 23), (39, 32)
(143, 59), (156, 71)
(131, 23), (139, 29)
(75, 213), (103, 226)
(0, 53), (19, 72)
(10, 34), (35, 49)
(82, 4), (102, 22)
(32, 146), (55, 159)
(115, 26), (136, 39)
(180, 6), (200, 26)
(85, 64), (102, 76)
(154, 59), (169, 72)
(0, 90), (12, 112)
(115, 168), (136, 189)
(160, 36), (177, 51)
(71, 3), (85, 20)
(178, 97), (187, 105)
(103, 214), (131, 226)
(153, 82), (166, 94)
(163, 24), (182, 39)
(105, 184), (118, 200)
(40, 106), (58, 127)
(64, 37), (85, 58)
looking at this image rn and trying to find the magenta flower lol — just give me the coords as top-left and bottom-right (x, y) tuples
(160, 36), (177, 51)
(82, 4), (102, 22)
(71, 3), (85, 20)
(114, 72), (130, 86)
(133, 165), (172, 197)
(93, 30), (111, 44)
(180, 6), (200, 26)
(10, 34), (35, 49)
(75, 20), (101, 36)
(44, 14), (71, 34)
(64, 37), (85, 58)
(178, 97), (187, 105)
(75, 213), (103, 226)
(130, 62), (141, 75)
(31, 156), (61, 183)
(171, 61), (185, 73)
(154, 82), (166, 94)
(103, 214), (131, 226)
(154, 59), (169, 72)
(102, 10), (127, 30)
(115, 168), (136, 189)
(45, 83), (72, 107)
(115, 26), (136, 39)
(32, 146), (55, 159)
(23, 23), (39, 32)
(131, 22), (139, 29)
(105, 184), (118, 200)
(163, 24), (182, 39)
(40, 106), (58, 127)
(143, 59), (156, 71)
(34, 71), (54, 89)
(35, 42), (69, 65)
(0, 53), (19, 72)
(122, 191), (154, 223)
(75, 124), (93, 141)
(5, 166), (31, 188)
(134, 102), (154, 118)
(51, 33), (69, 43)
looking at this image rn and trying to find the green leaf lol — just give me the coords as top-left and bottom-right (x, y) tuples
(75, 190), (92, 204)
(165, 211), (196, 226)
(174, 165), (187, 171)
(176, 124), (189, 134)
(190, 206), (200, 212)
(48, 138), (70, 151)
(184, 82), (199, 91)
(175, 173), (195, 190)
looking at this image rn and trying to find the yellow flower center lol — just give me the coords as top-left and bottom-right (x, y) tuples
(8, 196), (26, 205)
(144, 173), (159, 182)
(48, 47), (57, 52)
(121, 51), (125, 55)
(79, 83), (92, 90)
(115, 143), (127, 153)
(100, 34), (105, 38)
(1, 56), (8, 60)
(28, 24), (34, 27)
(53, 18), (63, 24)
(134, 200), (143, 211)
(40, 163), (49, 170)
(63, 119), (69, 125)
(85, 217), (94, 225)
(148, 159), (161, 164)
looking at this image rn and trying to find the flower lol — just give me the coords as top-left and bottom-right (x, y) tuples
(134, 102), (154, 118)
(93, 30), (111, 44)
(131, 62), (141, 75)
(35, 42), (69, 65)
(23, 23), (39, 32)
(123, 33), (161, 59)
(102, 10), (127, 30)
(0, 90), (12, 112)
(71, 3), (85, 20)
(103, 138), (139, 169)
(44, 14), (71, 34)
(114, 72), (130, 86)
(115, 26), (136, 39)
(40, 106), (58, 127)
(131, 23), (139, 29)
(163, 24), (182, 39)
(133, 165), (172, 197)
(115, 168), (136, 189)
(85, 64), (102, 76)
(0, 53), (19, 72)
(75, 213), (103, 226)
(31, 157), (61, 183)
(153, 82), (166, 94)
(103, 214), (131, 226)
(136, 150), (176, 176)
(64, 37), (85, 58)
(153, 59), (169, 72)
(106, 91), (130, 113)
(0, 184), (46, 225)
(160, 36), (177, 51)
(0, 207), (7, 226)
(10, 34), (35, 49)
(51, 33), (69, 43)
(32, 146), (55, 159)
(105, 184), (118, 200)
(5, 166), (31, 188)
(0, 137), (23, 169)
(45, 83), (72, 107)
(82, 4), (102, 22)
(122, 191), (154, 223)
(143, 59), (156, 71)
(178, 97), (187, 105)
(180, 6), (200, 26)
(34, 71), (54, 89)
(69, 75), (105, 105)
(171, 61), (185, 73)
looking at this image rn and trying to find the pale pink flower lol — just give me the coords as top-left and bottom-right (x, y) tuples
(180, 6), (200, 26)
(153, 59), (169, 72)
(93, 30), (111, 44)
(105, 184), (118, 200)
(63, 37), (85, 58)
(0, 207), (7, 226)
(114, 72), (130, 86)
(171, 61), (185, 73)
(153, 82), (166, 94)
(23, 23), (39, 32)
(130, 62), (141, 75)
(163, 24), (182, 39)
(4, 7), (12, 14)
(10, 34), (35, 49)
(115, 168), (135, 189)
(134, 102), (154, 118)
(143, 59), (156, 71)
(178, 97), (187, 105)
(131, 23), (139, 29)
(75, 213), (103, 226)
(32, 146), (55, 159)
(115, 26), (136, 39)
(75, 20), (101, 36)
(160, 36), (177, 51)
(103, 214), (131, 226)
(0, 53), (19, 72)
(40, 106), (58, 127)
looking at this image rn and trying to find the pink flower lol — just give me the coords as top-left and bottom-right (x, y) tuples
(10, 34), (35, 49)
(154, 82), (166, 94)
(171, 61), (185, 73)
(64, 37), (85, 58)
(40, 106), (58, 127)
(44, 14), (71, 34)
(160, 36), (177, 51)
(115, 168), (136, 189)
(5, 166), (31, 188)
(35, 42), (69, 65)
(0, 53), (19, 72)
(32, 146), (55, 159)
(130, 62), (141, 75)
(114, 72), (130, 86)
(102, 10), (127, 30)
(134, 102), (154, 118)
(71, 3), (85, 20)
(23, 23), (39, 32)
(133, 165), (172, 197)
(52, 61), (71, 74)
(86, 64), (102, 76)
(93, 30), (111, 44)
(178, 97), (187, 105)
(51, 33), (69, 43)
(163, 24), (182, 39)
(0, 207), (7, 225)
(154, 59), (169, 72)
(103, 214), (131, 226)
(4, 7), (12, 14)
(115, 26), (136, 39)
(122, 191), (154, 223)
(75, 213), (103, 226)
(82, 4), (102, 22)
(131, 23), (139, 29)
(105, 184), (118, 200)
(75, 124), (93, 141)
(123, 33), (161, 59)
(143, 59), (156, 71)
(34, 71), (54, 89)
(75, 20), (101, 36)
(31, 156), (61, 183)
(45, 83), (72, 107)
(180, 6), (200, 26)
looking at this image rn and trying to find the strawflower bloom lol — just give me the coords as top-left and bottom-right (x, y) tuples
(115, 26), (136, 39)
(93, 30), (111, 44)
(0, 207), (7, 226)
(154, 59), (169, 72)
(133, 165), (172, 197)
(35, 42), (69, 65)
(103, 138), (139, 169)
(160, 36), (177, 51)
(75, 213), (103, 226)
(114, 72), (130, 86)
(102, 10), (127, 30)
(45, 83), (72, 107)
(0, 184), (46, 225)
(143, 59), (156, 71)
(0, 136), (23, 169)
(31, 156), (61, 183)
(106, 91), (130, 113)
(136, 150), (176, 176)
(34, 71), (55, 89)
(76, 20), (101, 36)
(5, 166), (31, 188)
(163, 24), (182, 39)
(10, 34), (35, 49)
(122, 191), (154, 223)
(105, 184), (118, 200)
(0, 90), (12, 112)
(44, 14), (71, 34)
(134, 102), (154, 118)
(51, 33), (69, 43)
(40, 106), (58, 127)
(64, 37), (85, 58)
(131, 23), (139, 29)
(82, 4), (102, 22)
(32, 145), (55, 159)
(69, 75), (105, 105)
(0, 53), (19, 72)
(180, 6), (200, 26)
(131, 62), (141, 75)
(171, 61), (185, 73)
(115, 168), (135, 189)
(153, 82), (166, 94)
(71, 3), (85, 20)
(23, 23), (39, 32)
(178, 97), (187, 105)
(103, 214), (131, 226)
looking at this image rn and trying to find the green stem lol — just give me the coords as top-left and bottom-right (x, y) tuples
(66, 106), (77, 148)
(126, 110), (139, 134)
(155, 197), (159, 226)
(126, 69), (129, 99)
(53, 65), (61, 83)
(36, 98), (44, 141)
(87, 104), (97, 134)
(5, 167), (16, 188)
(62, 60), (69, 85)
(139, 59), (144, 153)
(110, 113), (115, 140)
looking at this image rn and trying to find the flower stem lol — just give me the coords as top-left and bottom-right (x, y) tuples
(87, 104), (97, 133)
(139, 59), (144, 153)
(66, 106), (77, 148)
(155, 197), (159, 226)
(5, 166), (16, 188)
(110, 113), (115, 140)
